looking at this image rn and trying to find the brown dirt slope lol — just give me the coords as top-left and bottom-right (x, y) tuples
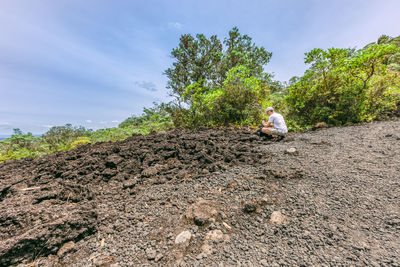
(0, 120), (399, 266)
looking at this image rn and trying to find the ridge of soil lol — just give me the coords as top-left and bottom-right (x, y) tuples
(0, 120), (399, 266)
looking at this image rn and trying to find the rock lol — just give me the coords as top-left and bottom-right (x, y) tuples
(141, 166), (159, 177)
(284, 147), (299, 156)
(243, 200), (260, 213)
(196, 252), (208, 260)
(201, 243), (213, 254)
(146, 248), (157, 260)
(270, 211), (288, 225)
(0, 204), (97, 266)
(261, 195), (277, 205)
(222, 222), (232, 230)
(184, 199), (218, 226)
(205, 230), (224, 242)
(202, 230), (230, 255)
(175, 230), (192, 244)
(93, 255), (115, 267)
(122, 177), (137, 189)
(102, 168), (117, 179)
(105, 155), (122, 168)
(57, 241), (75, 257)
(154, 253), (164, 262)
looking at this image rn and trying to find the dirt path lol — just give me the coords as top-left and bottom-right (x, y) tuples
(0, 119), (399, 266)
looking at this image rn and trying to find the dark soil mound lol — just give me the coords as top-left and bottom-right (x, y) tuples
(0, 128), (271, 266)
(1, 120), (399, 266)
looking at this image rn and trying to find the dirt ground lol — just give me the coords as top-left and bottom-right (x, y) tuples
(0, 119), (399, 266)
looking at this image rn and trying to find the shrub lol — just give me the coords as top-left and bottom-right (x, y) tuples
(287, 44), (399, 126)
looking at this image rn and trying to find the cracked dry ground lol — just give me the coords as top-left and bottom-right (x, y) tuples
(0, 119), (399, 266)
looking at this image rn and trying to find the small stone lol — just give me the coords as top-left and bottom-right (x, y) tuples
(155, 253), (164, 262)
(260, 259), (269, 266)
(270, 211), (288, 225)
(146, 248), (157, 260)
(57, 241), (75, 257)
(184, 199), (218, 226)
(261, 195), (276, 205)
(196, 252), (208, 260)
(284, 147), (299, 155)
(205, 230), (224, 242)
(105, 155), (122, 168)
(122, 179), (136, 189)
(93, 255), (115, 267)
(175, 230), (192, 244)
(222, 222), (232, 230)
(202, 243), (213, 255)
(243, 201), (260, 213)
(141, 166), (159, 177)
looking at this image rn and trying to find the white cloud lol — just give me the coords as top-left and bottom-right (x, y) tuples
(168, 22), (183, 30)
(86, 119), (92, 123)
(111, 120), (119, 123)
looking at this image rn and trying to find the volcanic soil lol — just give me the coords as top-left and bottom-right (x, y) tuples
(0, 119), (399, 266)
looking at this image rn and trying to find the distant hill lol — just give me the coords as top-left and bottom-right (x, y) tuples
(0, 134), (42, 141)
(0, 136), (10, 141)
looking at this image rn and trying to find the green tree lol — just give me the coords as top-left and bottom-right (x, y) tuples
(287, 43), (399, 126)
(219, 27), (272, 82)
(164, 33), (223, 104)
(165, 27), (272, 105)
(42, 124), (90, 152)
(178, 65), (269, 127)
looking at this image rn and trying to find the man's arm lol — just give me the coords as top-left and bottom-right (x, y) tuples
(262, 120), (273, 128)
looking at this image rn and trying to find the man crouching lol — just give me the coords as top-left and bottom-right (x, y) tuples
(257, 107), (288, 140)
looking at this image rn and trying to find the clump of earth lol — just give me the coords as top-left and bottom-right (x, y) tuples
(0, 120), (399, 266)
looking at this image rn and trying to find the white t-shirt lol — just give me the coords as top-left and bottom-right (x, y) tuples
(268, 112), (288, 134)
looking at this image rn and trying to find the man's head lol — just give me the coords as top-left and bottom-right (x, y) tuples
(266, 107), (274, 115)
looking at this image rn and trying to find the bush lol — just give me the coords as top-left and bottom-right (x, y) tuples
(172, 65), (270, 127)
(287, 44), (400, 126)
(42, 124), (90, 152)
(119, 102), (174, 132)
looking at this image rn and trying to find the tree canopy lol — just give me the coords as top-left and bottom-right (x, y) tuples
(164, 27), (272, 106)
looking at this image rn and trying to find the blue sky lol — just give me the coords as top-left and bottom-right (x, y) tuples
(1, 0), (399, 135)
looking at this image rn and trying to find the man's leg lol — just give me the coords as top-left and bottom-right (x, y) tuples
(262, 127), (277, 136)
(261, 127), (275, 139)
(266, 127), (286, 141)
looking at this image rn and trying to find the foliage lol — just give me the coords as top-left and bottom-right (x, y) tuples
(165, 27), (272, 105)
(42, 124), (90, 152)
(175, 65), (270, 127)
(119, 102), (174, 131)
(0, 129), (44, 162)
(165, 27), (273, 127)
(207, 65), (270, 125)
(70, 137), (91, 149)
(287, 42), (400, 126)
(0, 103), (175, 162)
(2, 34), (400, 163)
